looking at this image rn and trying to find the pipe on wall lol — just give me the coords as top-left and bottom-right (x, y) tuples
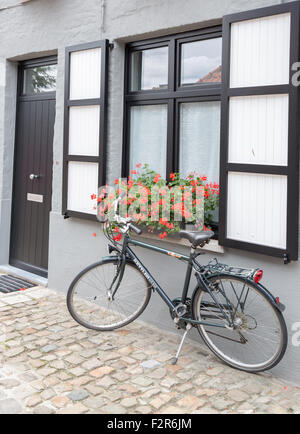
(100, 0), (106, 37)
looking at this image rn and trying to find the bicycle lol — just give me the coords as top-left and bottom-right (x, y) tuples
(67, 196), (288, 372)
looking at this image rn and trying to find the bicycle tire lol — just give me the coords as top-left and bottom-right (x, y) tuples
(67, 257), (152, 331)
(192, 274), (287, 372)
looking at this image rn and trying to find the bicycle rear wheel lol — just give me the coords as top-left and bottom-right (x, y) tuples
(67, 257), (151, 331)
(192, 275), (287, 372)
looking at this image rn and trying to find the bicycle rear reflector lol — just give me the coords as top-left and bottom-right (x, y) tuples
(253, 269), (263, 283)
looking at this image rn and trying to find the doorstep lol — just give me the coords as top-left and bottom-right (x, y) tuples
(0, 264), (48, 287)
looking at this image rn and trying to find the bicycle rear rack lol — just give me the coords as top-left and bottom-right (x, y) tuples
(205, 258), (258, 280)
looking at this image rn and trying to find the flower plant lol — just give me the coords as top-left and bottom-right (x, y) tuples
(97, 164), (219, 241)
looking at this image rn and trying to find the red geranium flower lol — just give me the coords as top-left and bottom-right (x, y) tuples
(113, 234), (122, 242)
(159, 232), (167, 240)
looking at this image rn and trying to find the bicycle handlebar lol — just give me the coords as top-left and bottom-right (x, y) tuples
(128, 223), (142, 235)
(111, 195), (142, 236)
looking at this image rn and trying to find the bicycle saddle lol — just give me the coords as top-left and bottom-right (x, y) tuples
(179, 230), (214, 248)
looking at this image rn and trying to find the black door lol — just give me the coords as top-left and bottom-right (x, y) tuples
(10, 57), (57, 277)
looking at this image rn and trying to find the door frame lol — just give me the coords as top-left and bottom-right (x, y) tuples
(9, 55), (57, 277)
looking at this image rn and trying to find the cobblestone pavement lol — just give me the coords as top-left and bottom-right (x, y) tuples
(0, 286), (299, 414)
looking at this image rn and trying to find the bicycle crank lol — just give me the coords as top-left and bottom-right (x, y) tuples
(170, 298), (191, 330)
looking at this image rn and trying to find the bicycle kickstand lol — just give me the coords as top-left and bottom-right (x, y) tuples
(172, 323), (192, 365)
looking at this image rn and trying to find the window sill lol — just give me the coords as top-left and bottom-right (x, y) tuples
(134, 230), (225, 254)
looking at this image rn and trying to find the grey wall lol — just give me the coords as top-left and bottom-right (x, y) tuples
(1, 0), (300, 385)
(0, 60), (17, 264)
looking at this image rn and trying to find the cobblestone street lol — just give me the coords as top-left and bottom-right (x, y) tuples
(0, 286), (299, 414)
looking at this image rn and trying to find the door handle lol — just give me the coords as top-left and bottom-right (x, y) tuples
(29, 174), (41, 180)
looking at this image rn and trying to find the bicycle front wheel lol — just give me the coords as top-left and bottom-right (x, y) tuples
(67, 258), (151, 331)
(192, 275), (287, 372)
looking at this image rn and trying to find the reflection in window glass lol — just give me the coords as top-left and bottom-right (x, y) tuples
(129, 105), (168, 175)
(130, 47), (168, 91)
(181, 38), (222, 86)
(23, 65), (57, 95)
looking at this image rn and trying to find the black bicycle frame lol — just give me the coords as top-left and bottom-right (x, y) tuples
(115, 234), (228, 329)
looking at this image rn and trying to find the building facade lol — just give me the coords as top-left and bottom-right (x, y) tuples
(1, 0), (300, 384)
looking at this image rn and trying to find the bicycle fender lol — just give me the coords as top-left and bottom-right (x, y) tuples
(101, 255), (136, 266)
(101, 255), (119, 263)
(255, 281), (286, 313)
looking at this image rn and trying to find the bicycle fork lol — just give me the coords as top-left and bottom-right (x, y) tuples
(172, 323), (192, 365)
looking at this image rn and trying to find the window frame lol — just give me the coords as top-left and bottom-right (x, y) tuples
(219, 1), (300, 261)
(19, 55), (57, 100)
(122, 26), (222, 181)
(62, 40), (109, 221)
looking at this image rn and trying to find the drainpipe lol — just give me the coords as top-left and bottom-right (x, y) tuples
(100, 0), (106, 38)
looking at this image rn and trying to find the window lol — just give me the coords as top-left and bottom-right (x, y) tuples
(180, 37), (222, 86)
(63, 40), (109, 219)
(22, 59), (57, 95)
(124, 29), (221, 234)
(124, 28), (222, 187)
(129, 104), (168, 175)
(179, 101), (220, 182)
(220, 2), (300, 260)
(130, 46), (169, 91)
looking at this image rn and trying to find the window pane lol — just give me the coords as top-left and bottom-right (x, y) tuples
(23, 65), (57, 95)
(179, 101), (221, 181)
(129, 105), (168, 175)
(130, 47), (168, 91)
(181, 38), (222, 86)
(179, 101), (220, 222)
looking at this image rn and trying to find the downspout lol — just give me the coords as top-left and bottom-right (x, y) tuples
(100, 0), (106, 38)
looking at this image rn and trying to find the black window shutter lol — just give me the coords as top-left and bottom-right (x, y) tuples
(219, 1), (300, 261)
(62, 40), (109, 220)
